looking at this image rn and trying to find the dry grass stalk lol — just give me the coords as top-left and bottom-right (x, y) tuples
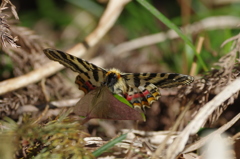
(183, 112), (240, 154)
(179, 49), (240, 126)
(150, 35), (240, 158)
(163, 78), (240, 159)
(190, 36), (204, 76)
(0, 0), (19, 48)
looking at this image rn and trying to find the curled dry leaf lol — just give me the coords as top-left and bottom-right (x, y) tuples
(74, 86), (145, 122)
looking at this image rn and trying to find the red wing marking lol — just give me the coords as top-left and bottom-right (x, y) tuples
(126, 93), (145, 101)
(142, 89), (151, 96)
(85, 81), (96, 91)
(75, 76), (97, 94)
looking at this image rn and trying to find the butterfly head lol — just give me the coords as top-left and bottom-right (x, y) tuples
(104, 69), (121, 87)
(103, 68), (127, 95)
(104, 72), (119, 87)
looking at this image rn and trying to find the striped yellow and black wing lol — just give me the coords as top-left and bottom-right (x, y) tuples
(122, 73), (194, 108)
(123, 73), (194, 88)
(43, 48), (107, 93)
(43, 48), (194, 109)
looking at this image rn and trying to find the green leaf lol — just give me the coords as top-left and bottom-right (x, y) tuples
(113, 94), (133, 107)
(113, 94), (146, 121)
(92, 133), (127, 157)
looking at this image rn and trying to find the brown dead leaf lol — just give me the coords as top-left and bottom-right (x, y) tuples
(74, 86), (144, 121)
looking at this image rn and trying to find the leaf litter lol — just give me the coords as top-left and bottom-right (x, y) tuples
(0, 1), (239, 158)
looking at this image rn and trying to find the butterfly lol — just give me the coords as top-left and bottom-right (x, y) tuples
(43, 48), (194, 109)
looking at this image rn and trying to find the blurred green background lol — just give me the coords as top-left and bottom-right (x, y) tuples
(12, 0), (240, 74)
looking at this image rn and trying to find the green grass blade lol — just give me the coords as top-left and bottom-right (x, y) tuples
(92, 133), (127, 157)
(136, 0), (208, 72)
(113, 94), (133, 107)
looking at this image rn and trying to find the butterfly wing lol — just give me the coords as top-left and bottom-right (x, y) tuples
(43, 48), (107, 93)
(43, 48), (194, 108)
(123, 73), (194, 88)
(122, 73), (194, 108)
